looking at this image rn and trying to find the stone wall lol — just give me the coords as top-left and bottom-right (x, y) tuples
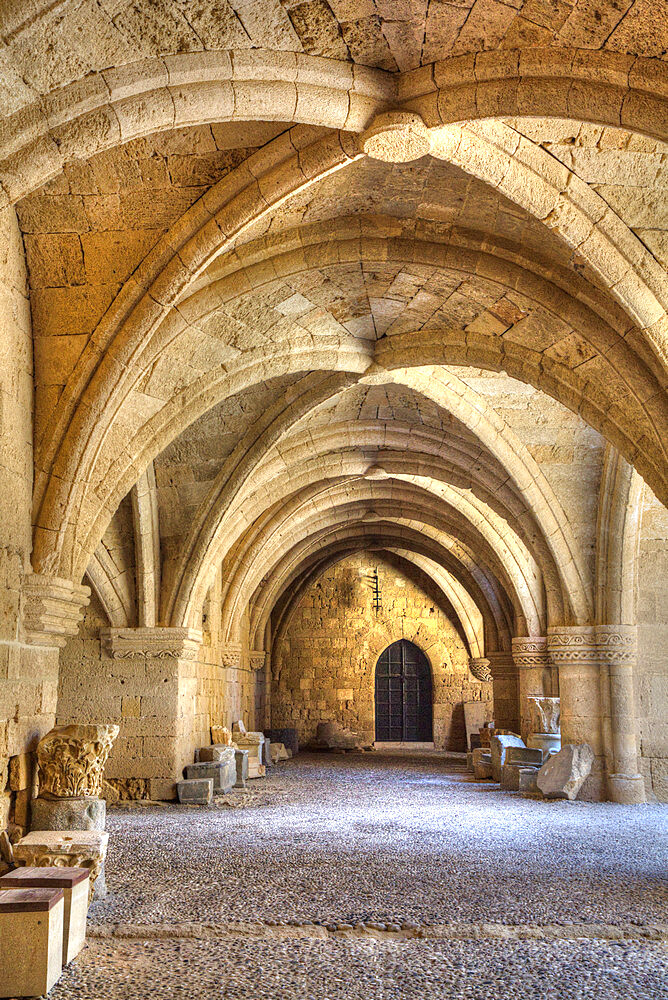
(635, 487), (668, 801)
(0, 206), (62, 833)
(57, 592), (263, 799)
(271, 553), (492, 749)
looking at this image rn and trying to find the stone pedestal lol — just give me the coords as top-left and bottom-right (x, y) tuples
(0, 888), (64, 997)
(31, 795), (106, 832)
(0, 866), (89, 966)
(232, 724), (266, 778)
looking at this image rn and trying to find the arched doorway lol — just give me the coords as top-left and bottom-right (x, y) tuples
(375, 640), (433, 743)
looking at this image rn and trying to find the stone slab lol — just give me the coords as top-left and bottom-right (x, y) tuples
(177, 779), (213, 806)
(537, 744), (595, 801)
(463, 702), (489, 751)
(185, 760), (235, 794)
(490, 735), (526, 782)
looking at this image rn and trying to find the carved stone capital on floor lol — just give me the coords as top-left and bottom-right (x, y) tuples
(100, 627), (203, 660)
(219, 642), (242, 668)
(468, 657), (491, 682)
(249, 650), (266, 671)
(511, 636), (548, 668)
(23, 573), (91, 647)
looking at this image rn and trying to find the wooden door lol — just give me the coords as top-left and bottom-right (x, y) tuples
(375, 640), (433, 742)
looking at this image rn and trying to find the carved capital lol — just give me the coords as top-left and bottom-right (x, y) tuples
(250, 650), (266, 671)
(219, 643), (242, 668)
(595, 625), (637, 665)
(468, 657), (492, 682)
(23, 573), (90, 647)
(512, 636), (548, 669)
(547, 625), (597, 665)
(100, 627), (202, 660)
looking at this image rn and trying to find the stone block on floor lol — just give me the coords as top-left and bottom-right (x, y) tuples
(537, 744), (595, 801)
(177, 778), (213, 806)
(472, 748), (493, 780)
(234, 748), (248, 787)
(490, 735), (526, 782)
(507, 748), (543, 767)
(0, 865), (89, 966)
(0, 887), (64, 997)
(186, 757), (235, 794)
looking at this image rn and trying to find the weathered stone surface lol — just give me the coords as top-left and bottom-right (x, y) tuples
(311, 721), (373, 751)
(269, 742), (289, 763)
(13, 830), (109, 902)
(519, 767), (540, 795)
(211, 726), (233, 746)
(186, 758), (235, 794)
(528, 697), (561, 735)
(177, 779), (213, 806)
(507, 748), (544, 767)
(490, 735), (526, 782)
(234, 749), (248, 788)
(31, 795), (106, 832)
(537, 744), (595, 801)
(36, 725), (119, 799)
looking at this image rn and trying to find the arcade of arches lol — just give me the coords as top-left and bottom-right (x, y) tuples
(1, 0), (668, 899)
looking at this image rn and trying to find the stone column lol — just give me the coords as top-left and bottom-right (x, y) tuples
(597, 625), (645, 804)
(100, 627), (202, 800)
(511, 637), (550, 742)
(547, 626), (604, 800)
(485, 651), (519, 733)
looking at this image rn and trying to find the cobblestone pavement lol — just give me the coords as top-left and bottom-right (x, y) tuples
(52, 752), (668, 999)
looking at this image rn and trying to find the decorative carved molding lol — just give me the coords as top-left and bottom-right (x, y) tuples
(249, 650), (266, 671)
(468, 657), (492, 682)
(100, 627), (202, 660)
(219, 643), (243, 668)
(547, 626), (637, 666)
(512, 636), (548, 668)
(23, 573), (91, 647)
(37, 724), (119, 798)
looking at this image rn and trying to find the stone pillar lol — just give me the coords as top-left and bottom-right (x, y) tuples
(511, 637), (550, 742)
(597, 625), (645, 804)
(485, 651), (519, 733)
(547, 626), (604, 800)
(100, 627), (202, 800)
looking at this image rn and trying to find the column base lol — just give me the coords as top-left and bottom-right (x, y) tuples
(608, 773), (646, 804)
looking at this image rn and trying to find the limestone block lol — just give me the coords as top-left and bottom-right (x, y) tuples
(519, 767), (540, 796)
(472, 748), (492, 780)
(13, 830), (109, 902)
(31, 795), (106, 832)
(0, 888), (64, 997)
(507, 748), (543, 767)
(0, 866), (89, 966)
(185, 759), (235, 794)
(501, 763), (524, 791)
(177, 779), (213, 806)
(37, 724), (119, 798)
(234, 748), (248, 788)
(537, 744), (595, 801)
(9, 752), (32, 791)
(490, 735), (526, 782)
(269, 742), (289, 763)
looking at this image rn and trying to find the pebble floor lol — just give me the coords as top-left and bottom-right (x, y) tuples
(52, 752), (668, 999)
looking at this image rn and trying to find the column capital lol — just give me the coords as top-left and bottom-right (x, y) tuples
(23, 573), (90, 647)
(100, 626), (202, 660)
(249, 650), (266, 671)
(218, 642), (242, 668)
(547, 625), (597, 664)
(468, 657), (491, 682)
(511, 636), (548, 667)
